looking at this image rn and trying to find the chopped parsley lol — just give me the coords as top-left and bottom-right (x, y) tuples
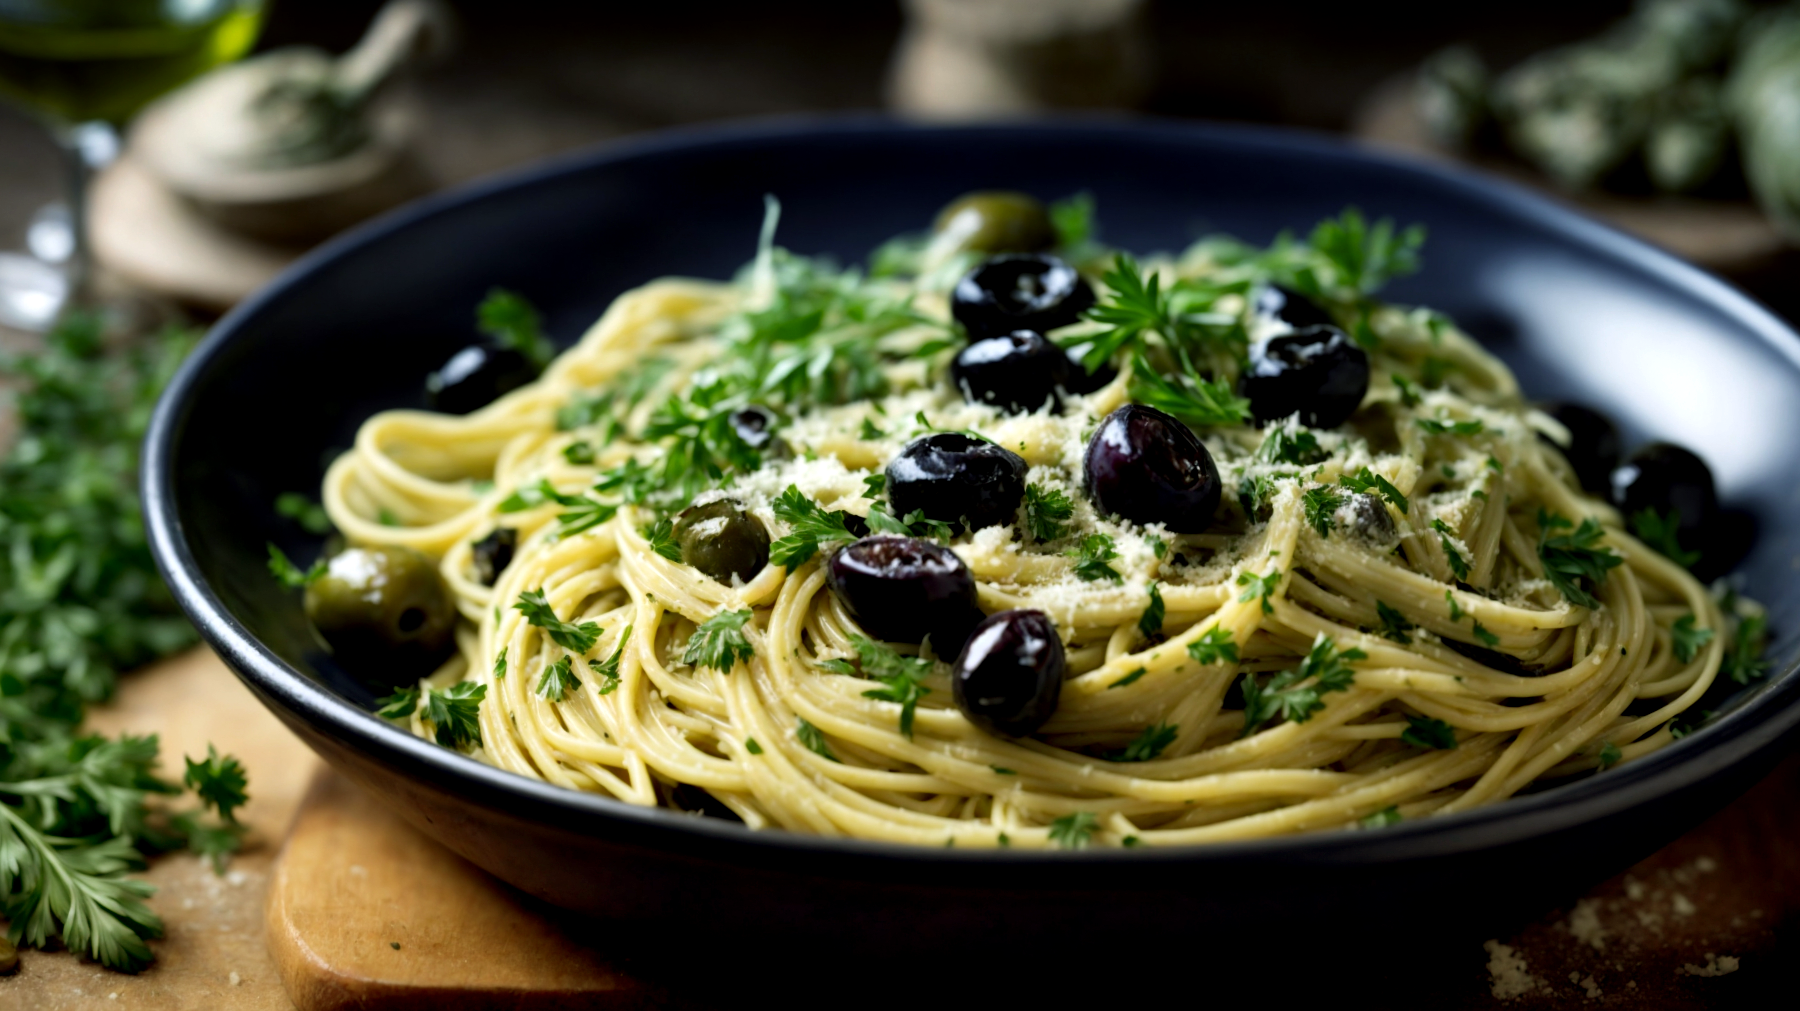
(1537, 511), (1622, 609)
(562, 440), (596, 465)
(1339, 467), (1409, 514)
(535, 655), (583, 702)
(1186, 626), (1240, 666)
(1360, 806), (1402, 829)
(498, 478), (618, 535)
(861, 472), (887, 497)
(859, 417), (886, 440)
(1108, 723), (1178, 762)
(1402, 715), (1457, 750)
(493, 648), (508, 679)
(1023, 482), (1076, 541)
(1670, 614), (1715, 664)
(1472, 621), (1499, 647)
(1074, 255), (1174, 372)
(1148, 535), (1167, 559)
(1376, 601), (1414, 644)
(1431, 518), (1470, 581)
(1048, 811), (1098, 850)
(1108, 667), (1148, 689)
(1138, 582), (1165, 639)
(745, 738), (764, 755)
(795, 717), (839, 762)
(1236, 569), (1281, 615)
(588, 626), (631, 695)
(375, 685), (421, 719)
(1445, 591), (1464, 622)
(992, 766), (1018, 775)
(1597, 741), (1622, 770)
(828, 636), (933, 738)
(1256, 427), (1327, 466)
(267, 543), (325, 588)
(1416, 416), (1484, 436)
(1631, 508), (1700, 568)
(1392, 373), (1422, 407)
(642, 517), (682, 562)
(1303, 485), (1344, 537)
(683, 609), (756, 672)
(477, 288), (555, 370)
(514, 588), (602, 653)
(1239, 634), (1365, 736)
(1723, 613), (1768, 685)
(1126, 352), (1251, 428)
(769, 485), (857, 571)
(423, 682), (487, 750)
(1068, 534), (1123, 583)
(1293, 208), (1425, 299)
(275, 492), (331, 534)
(867, 504), (953, 542)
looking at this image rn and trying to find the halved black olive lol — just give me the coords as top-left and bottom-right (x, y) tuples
(676, 500), (770, 584)
(886, 433), (1028, 534)
(827, 536), (984, 655)
(1238, 326), (1369, 429)
(953, 609), (1065, 737)
(470, 527), (517, 586)
(304, 545), (457, 690)
(1539, 402), (1621, 496)
(951, 253), (1096, 341)
(728, 405), (790, 459)
(933, 191), (1056, 255)
(952, 330), (1069, 414)
(426, 343), (539, 415)
(1083, 404), (1221, 533)
(1254, 284), (1336, 330)
(1334, 492), (1398, 546)
(1611, 442), (1718, 556)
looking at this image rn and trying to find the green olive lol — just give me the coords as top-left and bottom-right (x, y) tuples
(932, 191), (1056, 255)
(304, 545), (457, 689)
(676, 500), (770, 585)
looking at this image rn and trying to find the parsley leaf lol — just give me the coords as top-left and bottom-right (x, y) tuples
(1445, 590), (1464, 622)
(1360, 806), (1402, 829)
(1416, 416), (1484, 436)
(1472, 621), (1499, 647)
(1537, 511), (1622, 609)
(859, 417), (886, 440)
(1392, 373), (1422, 407)
(588, 626), (632, 695)
(1300, 208), (1425, 298)
(1068, 534), (1123, 583)
(1671, 614), (1715, 664)
(1138, 582), (1165, 639)
(1076, 255), (1173, 372)
(842, 636), (934, 738)
(1631, 508), (1700, 569)
(1108, 723), (1177, 762)
(562, 440), (596, 465)
(477, 288), (556, 371)
(1236, 569), (1281, 614)
(1126, 352), (1251, 428)
(183, 746), (248, 823)
(275, 492), (332, 534)
(642, 517), (683, 562)
(1723, 613), (1768, 685)
(1048, 811), (1098, 850)
(1023, 482), (1076, 541)
(375, 685), (421, 719)
(1401, 715), (1457, 750)
(867, 504), (954, 542)
(1376, 601), (1414, 644)
(1597, 741), (1622, 770)
(493, 648), (508, 679)
(1339, 467), (1409, 514)
(514, 588), (602, 653)
(267, 543), (325, 588)
(683, 609), (755, 672)
(1108, 667), (1148, 689)
(1431, 518), (1470, 581)
(1239, 634), (1365, 736)
(769, 485), (856, 571)
(423, 682), (487, 750)
(745, 738), (764, 755)
(1256, 426), (1328, 466)
(535, 655), (583, 702)
(795, 717), (839, 762)
(1186, 626), (1240, 666)
(1303, 485), (1344, 537)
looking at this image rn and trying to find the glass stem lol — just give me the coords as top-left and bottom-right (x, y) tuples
(49, 120), (119, 301)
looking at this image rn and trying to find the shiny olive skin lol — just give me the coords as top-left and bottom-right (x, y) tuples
(1061, 348), (1118, 395)
(951, 254), (1096, 341)
(933, 191), (1056, 255)
(1083, 404), (1222, 533)
(728, 405), (790, 459)
(304, 546), (457, 690)
(426, 343), (538, 415)
(1611, 442), (1718, 550)
(1254, 283), (1337, 331)
(827, 536), (984, 655)
(1238, 325), (1370, 428)
(952, 330), (1069, 414)
(953, 609), (1065, 738)
(1539, 401), (1621, 496)
(470, 527), (517, 586)
(1334, 491), (1398, 547)
(676, 500), (771, 584)
(886, 433), (1028, 534)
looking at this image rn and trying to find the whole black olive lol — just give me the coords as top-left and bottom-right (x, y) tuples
(1334, 491), (1398, 546)
(1083, 404), (1222, 533)
(951, 253), (1096, 341)
(1538, 402), (1621, 496)
(676, 500), (771, 584)
(470, 527), (517, 586)
(1238, 326), (1370, 429)
(728, 405), (790, 459)
(426, 343), (539, 415)
(1611, 442), (1718, 552)
(933, 191), (1056, 255)
(304, 545), (457, 690)
(952, 330), (1069, 414)
(827, 536), (984, 655)
(1061, 348), (1118, 395)
(886, 433), (1028, 534)
(1253, 284), (1336, 330)
(952, 609), (1066, 737)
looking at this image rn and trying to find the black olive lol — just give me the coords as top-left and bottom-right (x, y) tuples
(304, 545), (457, 690)
(952, 330), (1069, 414)
(1334, 491), (1398, 546)
(952, 609), (1065, 737)
(933, 191), (1056, 255)
(676, 500), (770, 584)
(1254, 284), (1336, 330)
(1611, 442), (1718, 554)
(1083, 404), (1222, 533)
(1061, 348), (1117, 395)
(426, 343), (539, 415)
(1238, 326), (1370, 429)
(886, 433), (1028, 534)
(1538, 402), (1622, 496)
(827, 536), (984, 655)
(470, 527), (517, 586)
(1444, 638), (1538, 678)
(951, 254), (1096, 341)
(729, 405), (790, 459)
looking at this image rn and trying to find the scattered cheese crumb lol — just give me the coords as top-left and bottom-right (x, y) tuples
(1681, 954), (1740, 977)
(1566, 898), (1607, 950)
(350, 865), (367, 877)
(1577, 974), (1602, 1000)
(108, 994), (118, 1001)
(1485, 939), (1540, 1000)
(1625, 877), (1645, 900)
(229, 972), (242, 986)
(1695, 855), (1718, 873)
(1671, 893), (1697, 917)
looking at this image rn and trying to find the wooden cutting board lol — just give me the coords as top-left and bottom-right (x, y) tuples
(3, 647), (1795, 1009)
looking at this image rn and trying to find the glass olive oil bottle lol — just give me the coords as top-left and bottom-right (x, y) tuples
(0, 0), (264, 124)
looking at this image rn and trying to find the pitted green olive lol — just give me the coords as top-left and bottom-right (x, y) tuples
(932, 191), (1056, 255)
(304, 545), (456, 688)
(676, 500), (770, 585)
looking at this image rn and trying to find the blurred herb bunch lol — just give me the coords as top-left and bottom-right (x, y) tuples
(1419, 0), (1800, 238)
(0, 315), (248, 972)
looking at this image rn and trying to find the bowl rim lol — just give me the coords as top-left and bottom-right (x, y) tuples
(144, 113), (1800, 871)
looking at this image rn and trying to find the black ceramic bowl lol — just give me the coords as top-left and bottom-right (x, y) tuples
(145, 119), (1800, 948)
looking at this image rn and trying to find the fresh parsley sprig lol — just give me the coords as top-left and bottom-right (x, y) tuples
(1239, 634), (1365, 737)
(1401, 715), (1458, 750)
(683, 610), (756, 672)
(1376, 601), (1415, 644)
(1236, 569), (1281, 615)
(825, 636), (934, 738)
(423, 682), (487, 751)
(1723, 613), (1769, 685)
(1340, 467), (1409, 514)
(535, 656), (583, 702)
(1631, 508), (1700, 569)
(1431, 518), (1471, 581)
(1138, 582), (1165, 640)
(1537, 511), (1622, 609)
(1670, 614), (1714, 664)
(1186, 626), (1240, 666)
(769, 485), (858, 571)
(514, 588), (603, 653)
(1303, 486), (1345, 538)
(642, 517), (682, 562)
(867, 504), (953, 542)
(589, 627), (631, 696)
(1048, 811), (1097, 850)
(477, 288), (556, 371)
(1125, 353), (1251, 428)
(1068, 534), (1123, 583)
(267, 543), (325, 588)
(1107, 723), (1177, 762)
(1023, 483), (1075, 542)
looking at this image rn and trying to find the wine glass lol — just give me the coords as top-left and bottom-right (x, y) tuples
(0, 0), (267, 331)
